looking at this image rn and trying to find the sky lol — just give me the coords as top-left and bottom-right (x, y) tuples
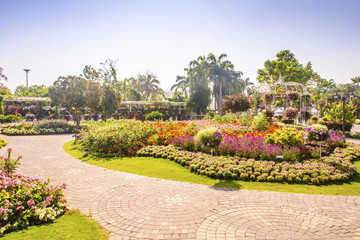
(1, 0), (359, 93)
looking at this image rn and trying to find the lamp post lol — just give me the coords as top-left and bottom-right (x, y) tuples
(333, 92), (355, 134)
(23, 69), (30, 88)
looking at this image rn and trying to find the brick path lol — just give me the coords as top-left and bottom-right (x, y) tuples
(1, 134), (360, 240)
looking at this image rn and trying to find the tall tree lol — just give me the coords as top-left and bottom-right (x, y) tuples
(134, 72), (164, 101)
(185, 63), (211, 115)
(49, 76), (101, 126)
(257, 50), (320, 85)
(101, 85), (121, 120)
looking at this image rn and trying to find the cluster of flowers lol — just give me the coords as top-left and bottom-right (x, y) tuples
(137, 144), (359, 184)
(1, 120), (78, 136)
(283, 108), (299, 120)
(0, 170), (67, 235)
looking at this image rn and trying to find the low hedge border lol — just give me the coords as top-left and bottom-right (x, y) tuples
(137, 144), (360, 185)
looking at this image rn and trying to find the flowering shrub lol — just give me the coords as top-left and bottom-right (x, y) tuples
(168, 135), (195, 151)
(327, 131), (346, 149)
(286, 91), (299, 102)
(0, 149), (22, 176)
(261, 93), (274, 106)
(304, 124), (329, 141)
(218, 135), (282, 160)
(0, 171), (67, 235)
(137, 144), (359, 184)
(25, 113), (36, 121)
(283, 107), (298, 120)
(265, 127), (303, 148)
(194, 128), (223, 149)
(1, 120), (78, 135)
(263, 109), (274, 120)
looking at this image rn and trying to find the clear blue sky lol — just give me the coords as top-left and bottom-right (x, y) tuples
(1, 0), (359, 92)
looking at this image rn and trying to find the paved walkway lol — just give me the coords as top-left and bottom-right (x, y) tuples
(1, 134), (360, 240)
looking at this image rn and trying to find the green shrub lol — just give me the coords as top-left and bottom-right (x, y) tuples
(265, 127), (303, 148)
(0, 139), (8, 149)
(25, 113), (36, 121)
(237, 112), (252, 126)
(194, 128), (223, 148)
(251, 113), (269, 131)
(220, 113), (237, 123)
(145, 111), (163, 121)
(0, 114), (22, 124)
(311, 115), (319, 124)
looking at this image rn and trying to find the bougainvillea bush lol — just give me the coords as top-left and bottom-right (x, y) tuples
(0, 171), (67, 235)
(1, 120), (79, 135)
(137, 144), (359, 185)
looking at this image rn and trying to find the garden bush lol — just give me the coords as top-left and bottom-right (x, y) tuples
(0, 114), (22, 124)
(1, 120), (78, 135)
(145, 111), (163, 121)
(194, 128), (223, 149)
(0, 170), (67, 235)
(0, 139), (8, 149)
(25, 113), (36, 122)
(220, 94), (250, 114)
(251, 113), (269, 131)
(265, 127), (303, 148)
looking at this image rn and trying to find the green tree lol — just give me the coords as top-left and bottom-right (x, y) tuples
(351, 76), (360, 86)
(102, 85), (121, 120)
(257, 50), (320, 85)
(0, 84), (11, 95)
(133, 72), (164, 101)
(49, 76), (101, 126)
(15, 84), (49, 97)
(185, 64), (211, 114)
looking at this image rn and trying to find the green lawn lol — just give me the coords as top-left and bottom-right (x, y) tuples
(3, 210), (109, 240)
(64, 141), (360, 196)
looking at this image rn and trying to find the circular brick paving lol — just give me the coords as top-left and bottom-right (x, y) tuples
(1, 134), (360, 240)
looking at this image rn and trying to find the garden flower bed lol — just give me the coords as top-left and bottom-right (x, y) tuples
(137, 144), (359, 185)
(1, 120), (80, 135)
(0, 170), (67, 235)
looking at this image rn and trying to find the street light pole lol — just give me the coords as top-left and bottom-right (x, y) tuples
(334, 92), (354, 134)
(23, 69), (30, 88)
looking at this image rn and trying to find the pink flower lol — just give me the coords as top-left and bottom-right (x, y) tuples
(24, 190), (31, 195)
(27, 199), (35, 206)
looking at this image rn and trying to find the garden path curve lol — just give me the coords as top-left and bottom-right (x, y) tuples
(2, 134), (360, 240)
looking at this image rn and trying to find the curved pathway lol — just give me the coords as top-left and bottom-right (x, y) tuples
(2, 134), (360, 240)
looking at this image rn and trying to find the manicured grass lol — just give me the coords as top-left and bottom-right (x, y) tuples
(64, 141), (360, 195)
(2, 210), (109, 240)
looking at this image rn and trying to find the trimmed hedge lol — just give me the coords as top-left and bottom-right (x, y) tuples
(137, 144), (360, 185)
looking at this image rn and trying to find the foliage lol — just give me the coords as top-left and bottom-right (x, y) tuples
(185, 63), (212, 114)
(263, 109), (274, 120)
(0, 170), (67, 236)
(101, 85), (121, 119)
(311, 115), (319, 124)
(237, 112), (253, 126)
(0, 139), (8, 148)
(251, 113), (269, 131)
(261, 92), (274, 106)
(25, 114), (36, 122)
(0, 67), (8, 82)
(324, 101), (355, 124)
(15, 85), (49, 97)
(80, 119), (159, 155)
(283, 107), (298, 120)
(145, 111), (163, 121)
(4, 106), (21, 116)
(257, 50), (320, 85)
(220, 94), (250, 114)
(168, 135), (195, 151)
(194, 128), (223, 149)
(265, 127), (304, 148)
(49, 76), (102, 126)
(1, 120), (78, 135)
(137, 144), (359, 184)
(0, 114), (22, 124)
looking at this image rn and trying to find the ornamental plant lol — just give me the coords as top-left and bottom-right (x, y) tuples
(265, 127), (304, 148)
(0, 170), (67, 235)
(0, 148), (22, 176)
(145, 111), (163, 121)
(0, 139), (8, 148)
(283, 107), (298, 120)
(194, 128), (223, 149)
(261, 92), (274, 106)
(251, 113), (269, 131)
(286, 91), (299, 102)
(304, 124), (329, 142)
(0, 114), (22, 124)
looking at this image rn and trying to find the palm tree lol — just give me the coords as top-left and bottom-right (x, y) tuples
(136, 72), (164, 101)
(351, 76), (360, 86)
(171, 74), (190, 99)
